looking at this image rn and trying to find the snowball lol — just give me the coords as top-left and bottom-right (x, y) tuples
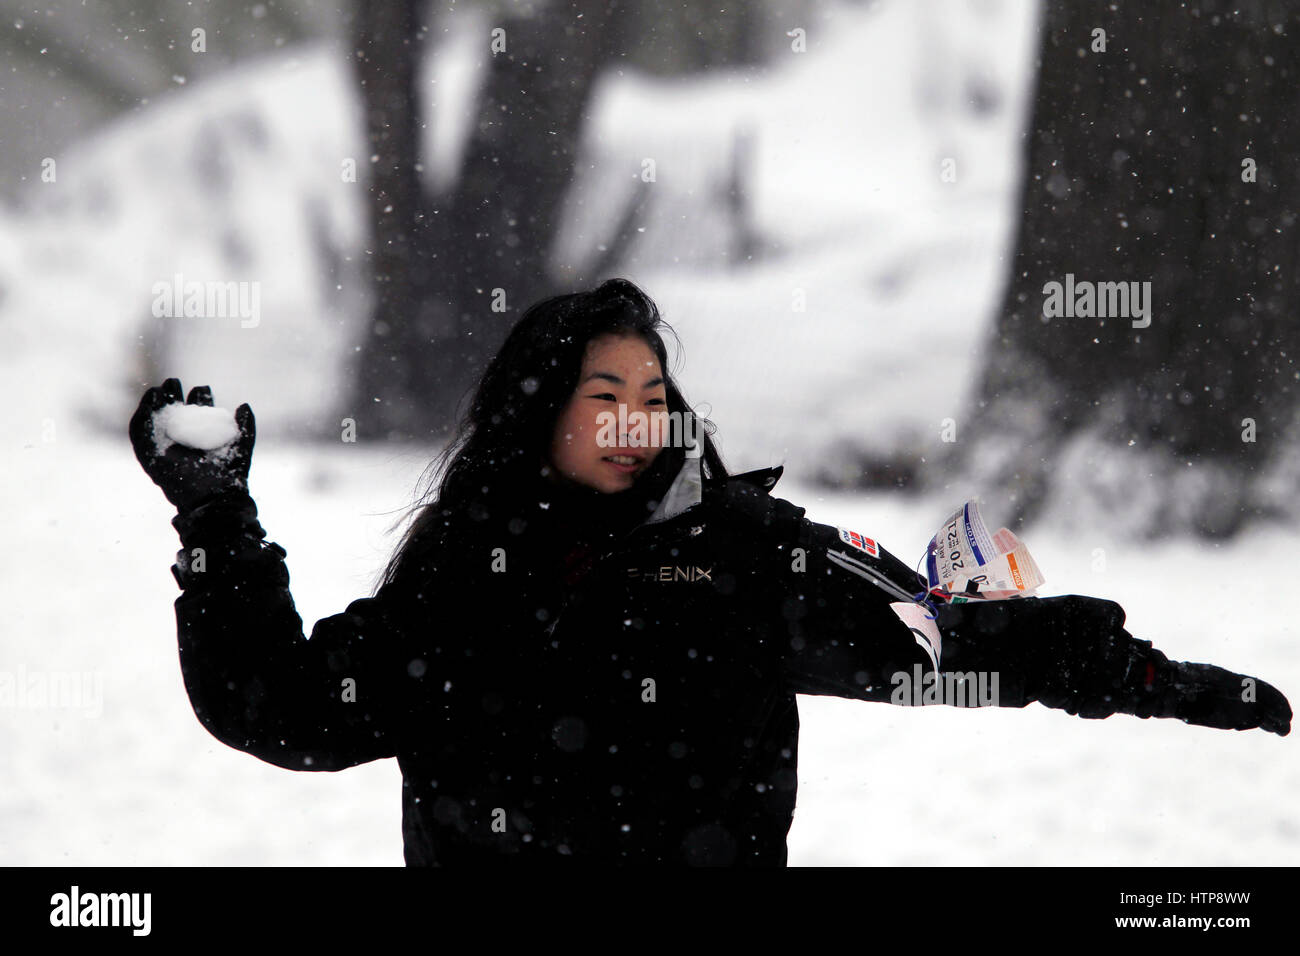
(153, 403), (240, 453)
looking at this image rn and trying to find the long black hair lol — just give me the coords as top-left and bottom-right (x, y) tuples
(371, 277), (730, 595)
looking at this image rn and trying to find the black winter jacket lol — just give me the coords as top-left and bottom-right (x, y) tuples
(165, 453), (1227, 865)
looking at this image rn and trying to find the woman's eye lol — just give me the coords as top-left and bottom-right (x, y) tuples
(589, 394), (665, 404)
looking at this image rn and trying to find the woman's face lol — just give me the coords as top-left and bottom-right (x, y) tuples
(549, 333), (668, 493)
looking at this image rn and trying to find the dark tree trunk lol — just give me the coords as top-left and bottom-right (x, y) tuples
(349, 0), (433, 440)
(350, 0), (619, 444)
(942, 0), (1300, 538)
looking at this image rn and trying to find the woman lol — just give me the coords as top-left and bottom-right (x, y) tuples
(130, 278), (1291, 866)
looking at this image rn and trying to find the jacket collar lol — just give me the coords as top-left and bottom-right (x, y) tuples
(729, 464), (785, 493)
(642, 455), (785, 527)
(644, 451), (704, 525)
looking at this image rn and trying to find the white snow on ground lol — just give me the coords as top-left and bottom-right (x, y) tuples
(2, 0), (1296, 865)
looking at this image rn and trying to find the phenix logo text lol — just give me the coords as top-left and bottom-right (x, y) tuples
(627, 565), (713, 583)
(151, 272), (261, 328)
(50, 886), (151, 936)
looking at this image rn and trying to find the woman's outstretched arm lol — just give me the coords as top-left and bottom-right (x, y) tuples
(722, 480), (1291, 734)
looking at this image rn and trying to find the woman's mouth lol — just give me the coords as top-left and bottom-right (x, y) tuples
(603, 455), (642, 473)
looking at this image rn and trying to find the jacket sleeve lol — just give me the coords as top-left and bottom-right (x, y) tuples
(732, 484), (1290, 731)
(169, 489), (418, 771)
(772, 516), (940, 702)
(768, 510), (1179, 715)
(934, 593), (1292, 732)
(705, 479), (939, 703)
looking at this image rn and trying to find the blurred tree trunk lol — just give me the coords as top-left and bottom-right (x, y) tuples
(349, 0), (432, 439)
(350, 0), (621, 443)
(942, 0), (1300, 538)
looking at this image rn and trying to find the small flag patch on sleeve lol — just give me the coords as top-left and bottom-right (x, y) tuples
(837, 527), (879, 557)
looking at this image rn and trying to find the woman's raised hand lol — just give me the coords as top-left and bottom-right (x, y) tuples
(129, 377), (256, 512)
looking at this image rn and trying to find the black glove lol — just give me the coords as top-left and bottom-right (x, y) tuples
(935, 594), (1291, 736)
(1160, 660), (1291, 736)
(129, 378), (255, 512)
